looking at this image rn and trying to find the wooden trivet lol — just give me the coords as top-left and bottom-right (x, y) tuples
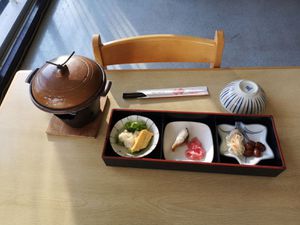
(46, 96), (108, 138)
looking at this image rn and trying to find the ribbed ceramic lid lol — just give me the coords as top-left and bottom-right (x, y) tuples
(31, 54), (104, 110)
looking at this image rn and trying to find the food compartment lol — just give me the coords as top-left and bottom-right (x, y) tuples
(215, 115), (284, 167)
(161, 112), (220, 163)
(103, 109), (164, 159)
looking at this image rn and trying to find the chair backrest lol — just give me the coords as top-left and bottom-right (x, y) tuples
(92, 30), (224, 69)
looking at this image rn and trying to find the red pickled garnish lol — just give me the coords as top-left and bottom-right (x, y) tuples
(185, 137), (206, 160)
(187, 137), (203, 149)
(185, 148), (206, 160)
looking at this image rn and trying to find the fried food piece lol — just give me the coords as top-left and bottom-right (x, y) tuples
(172, 128), (189, 151)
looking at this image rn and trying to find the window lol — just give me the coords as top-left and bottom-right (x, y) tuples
(0, 0), (30, 64)
(0, 0), (50, 102)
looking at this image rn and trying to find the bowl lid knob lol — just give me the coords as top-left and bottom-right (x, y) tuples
(238, 80), (258, 95)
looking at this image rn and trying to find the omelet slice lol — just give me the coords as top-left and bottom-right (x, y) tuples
(130, 129), (153, 153)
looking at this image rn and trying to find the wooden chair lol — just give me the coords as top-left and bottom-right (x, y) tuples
(92, 30), (224, 69)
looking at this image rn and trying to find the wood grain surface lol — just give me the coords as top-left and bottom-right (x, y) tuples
(92, 31), (224, 68)
(0, 68), (299, 225)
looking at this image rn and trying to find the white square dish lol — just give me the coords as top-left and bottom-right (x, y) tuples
(163, 121), (214, 163)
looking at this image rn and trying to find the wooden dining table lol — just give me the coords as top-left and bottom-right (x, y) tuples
(0, 67), (299, 225)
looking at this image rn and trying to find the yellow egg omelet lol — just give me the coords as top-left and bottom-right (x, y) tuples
(130, 129), (153, 153)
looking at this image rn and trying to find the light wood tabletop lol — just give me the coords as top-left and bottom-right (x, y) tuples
(0, 68), (299, 225)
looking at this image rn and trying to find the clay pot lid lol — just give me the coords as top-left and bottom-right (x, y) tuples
(31, 52), (105, 110)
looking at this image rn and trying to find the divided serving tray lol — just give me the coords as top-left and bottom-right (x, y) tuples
(102, 109), (286, 176)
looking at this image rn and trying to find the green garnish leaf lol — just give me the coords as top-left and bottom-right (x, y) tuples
(124, 121), (147, 132)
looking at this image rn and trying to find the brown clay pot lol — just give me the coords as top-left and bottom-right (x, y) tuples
(26, 52), (112, 128)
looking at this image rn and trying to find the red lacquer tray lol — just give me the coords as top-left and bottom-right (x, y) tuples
(102, 109), (286, 177)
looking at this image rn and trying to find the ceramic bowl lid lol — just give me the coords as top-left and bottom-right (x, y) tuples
(31, 53), (105, 110)
(219, 79), (266, 114)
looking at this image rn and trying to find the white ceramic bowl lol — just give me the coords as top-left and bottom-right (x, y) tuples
(219, 80), (266, 114)
(109, 115), (160, 158)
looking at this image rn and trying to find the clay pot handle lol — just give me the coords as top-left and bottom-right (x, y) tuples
(101, 80), (112, 96)
(45, 51), (75, 70)
(25, 68), (39, 84)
